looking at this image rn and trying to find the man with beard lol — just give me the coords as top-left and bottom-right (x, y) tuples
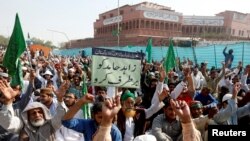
(56, 93), (85, 141)
(0, 80), (68, 141)
(151, 97), (183, 141)
(63, 93), (83, 117)
(68, 74), (83, 99)
(0, 72), (34, 141)
(189, 100), (209, 141)
(116, 67), (168, 141)
(170, 100), (203, 141)
(67, 68), (75, 82)
(141, 72), (158, 108)
(39, 88), (58, 117)
(92, 97), (202, 141)
(201, 62), (225, 99)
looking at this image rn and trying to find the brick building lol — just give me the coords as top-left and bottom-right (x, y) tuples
(67, 2), (250, 48)
(217, 11), (250, 39)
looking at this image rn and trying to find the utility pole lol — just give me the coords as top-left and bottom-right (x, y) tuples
(117, 0), (120, 47)
(47, 29), (71, 48)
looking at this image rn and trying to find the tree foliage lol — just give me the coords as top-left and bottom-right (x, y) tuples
(0, 35), (9, 48)
(0, 34), (58, 49)
(30, 37), (56, 49)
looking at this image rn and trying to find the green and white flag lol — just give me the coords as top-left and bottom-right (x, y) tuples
(3, 13), (26, 87)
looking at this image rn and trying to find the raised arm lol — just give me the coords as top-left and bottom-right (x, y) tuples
(170, 99), (202, 141)
(51, 81), (70, 130)
(215, 62), (226, 83)
(62, 93), (94, 120)
(223, 46), (227, 56)
(35, 67), (45, 82)
(151, 65), (165, 103)
(93, 95), (121, 141)
(184, 67), (195, 97)
(0, 80), (23, 133)
(170, 81), (186, 99)
(213, 82), (239, 124)
(241, 65), (250, 92)
(145, 66), (168, 119)
(17, 70), (36, 111)
(201, 65), (210, 83)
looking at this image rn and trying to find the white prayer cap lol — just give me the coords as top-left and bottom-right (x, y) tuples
(133, 135), (156, 141)
(222, 93), (232, 102)
(43, 70), (53, 76)
(0, 72), (8, 78)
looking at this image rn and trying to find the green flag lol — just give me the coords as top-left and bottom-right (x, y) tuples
(10, 59), (23, 87)
(3, 13), (26, 87)
(82, 73), (91, 119)
(164, 39), (176, 75)
(112, 27), (121, 37)
(112, 29), (119, 36)
(146, 37), (152, 63)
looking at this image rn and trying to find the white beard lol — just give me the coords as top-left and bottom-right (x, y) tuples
(30, 119), (45, 127)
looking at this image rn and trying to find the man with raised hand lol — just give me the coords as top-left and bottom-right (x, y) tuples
(0, 80), (69, 141)
(170, 99), (202, 141)
(93, 95), (121, 141)
(223, 46), (234, 69)
(62, 94), (122, 141)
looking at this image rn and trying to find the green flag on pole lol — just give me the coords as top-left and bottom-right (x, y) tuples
(3, 13), (26, 87)
(10, 60), (23, 87)
(81, 73), (91, 119)
(164, 39), (176, 81)
(146, 37), (152, 63)
(112, 29), (119, 36)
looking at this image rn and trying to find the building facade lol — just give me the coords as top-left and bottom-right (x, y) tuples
(67, 2), (250, 48)
(217, 11), (250, 39)
(182, 16), (225, 39)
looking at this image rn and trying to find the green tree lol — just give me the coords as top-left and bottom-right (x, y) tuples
(44, 40), (53, 47)
(30, 37), (57, 48)
(31, 37), (44, 45)
(0, 35), (10, 48)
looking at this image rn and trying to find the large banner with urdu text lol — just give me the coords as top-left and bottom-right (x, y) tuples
(91, 48), (141, 88)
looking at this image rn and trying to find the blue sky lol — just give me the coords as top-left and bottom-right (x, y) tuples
(0, 0), (249, 46)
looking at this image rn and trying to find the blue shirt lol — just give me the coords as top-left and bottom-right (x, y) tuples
(62, 118), (122, 141)
(194, 92), (218, 108)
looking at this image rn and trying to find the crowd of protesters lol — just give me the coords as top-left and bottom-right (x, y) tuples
(0, 47), (249, 141)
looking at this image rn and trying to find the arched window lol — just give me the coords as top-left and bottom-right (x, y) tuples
(146, 21), (150, 28)
(160, 22), (164, 30)
(151, 21), (155, 29)
(141, 20), (145, 28)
